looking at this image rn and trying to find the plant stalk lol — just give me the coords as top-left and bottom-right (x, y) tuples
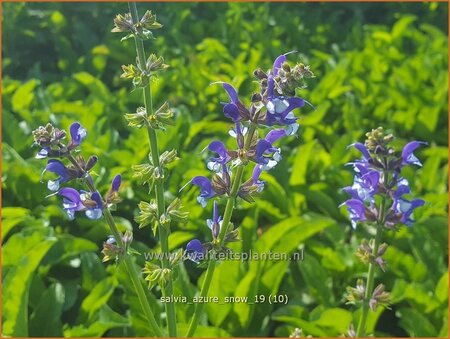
(186, 122), (258, 337)
(66, 154), (163, 337)
(128, 2), (177, 337)
(356, 166), (388, 337)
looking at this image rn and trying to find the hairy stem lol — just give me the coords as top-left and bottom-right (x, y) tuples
(66, 154), (163, 337)
(186, 122), (258, 337)
(128, 2), (177, 337)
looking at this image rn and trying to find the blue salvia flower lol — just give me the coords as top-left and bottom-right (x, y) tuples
(220, 82), (252, 122)
(67, 122), (87, 150)
(189, 176), (217, 207)
(185, 239), (206, 263)
(207, 141), (231, 172)
(339, 199), (368, 229)
(251, 164), (265, 192)
(401, 141), (428, 167)
(184, 53), (314, 267)
(254, 129), (286, 170)
(341, 128), (426, 229)
(44, 159), (72, 191)
(390, 178), (425, 227)
(57, 188), (103, 220)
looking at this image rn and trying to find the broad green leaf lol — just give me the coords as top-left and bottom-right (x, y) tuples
(290, 141), (315, 186)
(11, 79), (38, 113)
(29, 283), (65, 336)
(80, 277), (118, 320)
(435, 271), (449, 303)
(397, 308), (437, 337)
(3, 235), (56, 337)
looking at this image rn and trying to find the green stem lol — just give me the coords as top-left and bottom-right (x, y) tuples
(186, 122), (258, 337)
(104, 210), (164, 337)
(356, 167), (388, 337)
(128, 2), (177, 337)
(355, 221), (383, 337)
(66, 154), (163, 337)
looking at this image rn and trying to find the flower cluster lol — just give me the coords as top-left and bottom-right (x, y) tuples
(33, 122), (122, 221)
(184, 53), (314, 262)
(342, 128), (426, 335)
(341, 127), (426, 229)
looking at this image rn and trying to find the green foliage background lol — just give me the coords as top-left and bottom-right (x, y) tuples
(2, 2), (448, 337)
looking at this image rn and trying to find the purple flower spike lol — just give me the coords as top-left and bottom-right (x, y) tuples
(45, 159), (71, 191)
(186, 239), (206, 263)
(111, 174), (122, 192)
(207, 141), (230, 172)
(206, 201), (222, 239)
(340, 199), (367, 229)
(58, 187), (84, 220)
(401, 141), (427, 167)
(191, 176), (216, 207)
(68, 122), (87, 149)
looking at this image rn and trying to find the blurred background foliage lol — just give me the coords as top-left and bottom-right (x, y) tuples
(2, 2), (448, 337)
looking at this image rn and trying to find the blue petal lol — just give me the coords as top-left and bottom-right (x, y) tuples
(191, 176), (214, 198)
(186, 239), (206, 263)
(222, 83), (239, 104)
(111, 174), (122, 192)
(86, 208), (103, 220)
(208, 141), (228, 159)
(46, 159), (70, 182)
(265, 129), (286, 144)
(223, 103), (240, 122)
(69, 122), (87, 147)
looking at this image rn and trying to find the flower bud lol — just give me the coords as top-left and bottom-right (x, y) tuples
(253, 68), (267, 80)
(85, 155), (98, 171)
(345, 279), (365, 305)
(135, 200), (158, 229)
(166, 198), (189, 224)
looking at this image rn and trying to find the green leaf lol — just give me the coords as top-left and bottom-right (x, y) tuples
(29, 283), (65, 336)
(289, 141), (315, 186)
(80, 277), (117, 320)
(177, 323), (231, 337)
(397, 308), (437, 337)
(1, 207), (32, 239)
(2, 234), (56, 337)
(435, 271), (449, 303)
(298, 254), (335, 307)
(11, 79), (38, 113)
(73, 72), (110, 103)
(314, 308), (352, 335)
(64, 305), (130, 337)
